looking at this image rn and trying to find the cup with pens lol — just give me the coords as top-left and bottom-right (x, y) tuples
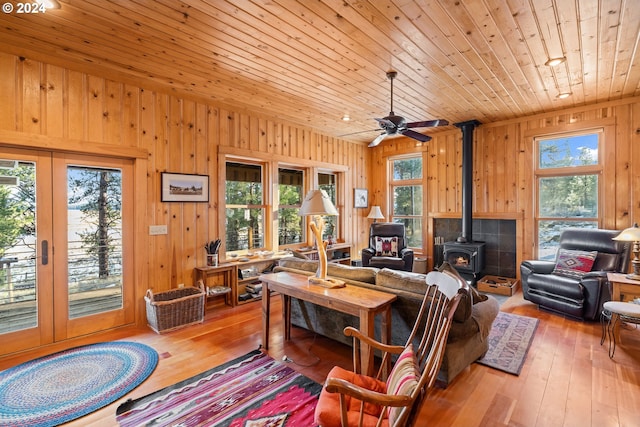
(205, 239), (221, 267)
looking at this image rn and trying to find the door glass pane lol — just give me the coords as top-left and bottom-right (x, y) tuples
(0, 160), (37, 333)
(67, 166), (123, 319)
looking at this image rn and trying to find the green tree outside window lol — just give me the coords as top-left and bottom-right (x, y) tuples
(225, 162), (265, 252)
(278, 168), (304, 245)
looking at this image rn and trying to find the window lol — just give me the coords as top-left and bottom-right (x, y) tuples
(278, 168), (304, 245)
(536, 132), (601, 259)
(225, 161), (265, 252)
(222, 158), (346, 253)
(390, 156), (423, 249)
(319, 172), (338, 240)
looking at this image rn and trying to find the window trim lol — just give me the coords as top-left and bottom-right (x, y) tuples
(218, 150), (349, 256)
(224, 158), (269, 254)
(277, 166), (305, 247)
(533, 128), (604, 259)
(317, 170), (342, 242)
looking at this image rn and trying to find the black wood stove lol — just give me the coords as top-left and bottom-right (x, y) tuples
(443, 241), (485, 281)
(442, 120), (486, 284)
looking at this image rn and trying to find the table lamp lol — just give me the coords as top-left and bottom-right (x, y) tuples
(613, 223), (640, 281)
(299, 189), (345, 288)
(367, 206), (385, 222)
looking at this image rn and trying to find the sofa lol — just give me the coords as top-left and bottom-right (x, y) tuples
(520, 228), (631, 320)
(273, 258), (499, 385)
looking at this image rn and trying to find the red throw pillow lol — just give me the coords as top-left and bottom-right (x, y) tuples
(552, 249), (597, 278)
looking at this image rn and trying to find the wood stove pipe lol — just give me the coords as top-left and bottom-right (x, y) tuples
(454, 120), (481, 243)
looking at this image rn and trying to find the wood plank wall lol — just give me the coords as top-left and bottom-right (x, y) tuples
(0, 53), (370, 324)
(369, 100), (640, 271)
(1, 51), (640, 324)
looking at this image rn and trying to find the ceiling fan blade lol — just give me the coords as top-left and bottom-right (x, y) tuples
(338, 128), (383, 137)
(405, 119), (449, 128)
(401, 129), (432, 142)
(368, 133), (387, 147)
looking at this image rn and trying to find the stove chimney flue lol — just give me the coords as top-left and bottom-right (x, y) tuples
(454, 120), (481, 243)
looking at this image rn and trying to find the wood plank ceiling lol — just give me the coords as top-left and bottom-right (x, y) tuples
(0, 0), (638, 144)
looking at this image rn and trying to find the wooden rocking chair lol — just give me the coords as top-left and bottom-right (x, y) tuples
(314, 268), (467, 427)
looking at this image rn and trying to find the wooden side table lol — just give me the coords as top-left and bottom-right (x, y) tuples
(260, 271), (396, 376)
(606, 272), (640, 342)
(195, 264), (236, 307)
(608, 272), (640, 302)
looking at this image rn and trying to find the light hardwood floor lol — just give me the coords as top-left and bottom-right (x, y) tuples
(0, 290), (638, 427)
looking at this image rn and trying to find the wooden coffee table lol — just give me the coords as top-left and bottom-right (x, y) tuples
(260, 271), (397, 376)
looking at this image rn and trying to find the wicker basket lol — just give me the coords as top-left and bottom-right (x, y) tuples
(145, 283), (205, 334)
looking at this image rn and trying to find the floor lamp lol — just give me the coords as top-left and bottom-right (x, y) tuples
(299, 189), (345, 288)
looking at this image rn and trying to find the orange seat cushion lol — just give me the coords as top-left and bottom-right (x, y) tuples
(314, 366), (389, 427)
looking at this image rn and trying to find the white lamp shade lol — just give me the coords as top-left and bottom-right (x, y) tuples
(367, 206), (385, 220)
(299, 189), (338, 216)
(613, 223), (640, 241)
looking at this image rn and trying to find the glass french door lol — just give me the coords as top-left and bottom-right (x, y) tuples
(0, 148), (134, 356)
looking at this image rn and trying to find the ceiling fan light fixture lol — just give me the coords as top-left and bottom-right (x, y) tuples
(545, 57), (566, 67)
(365, 71), (448, 148)
(557, 92), (572, 99)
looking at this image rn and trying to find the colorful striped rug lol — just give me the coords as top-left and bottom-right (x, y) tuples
(116, 350), (321, 427)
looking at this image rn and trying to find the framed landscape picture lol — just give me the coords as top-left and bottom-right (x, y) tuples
(354, 188), (368, 208)
(161, 172), (209, 202)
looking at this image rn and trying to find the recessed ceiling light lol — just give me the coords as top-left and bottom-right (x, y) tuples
(557, 92), (572, 99)
(545, 57), (566, 67)
(38, 0), (61, 9)
(342, 113), (350, 121)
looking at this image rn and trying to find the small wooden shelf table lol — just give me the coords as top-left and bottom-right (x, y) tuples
(195, 264), (236, 306)
(194, 253), (293, 307)
(260, 271), (397, 376)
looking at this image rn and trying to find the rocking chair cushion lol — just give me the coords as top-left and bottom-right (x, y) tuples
(386, 344), (418, 424)
(315, 366), (387, 427)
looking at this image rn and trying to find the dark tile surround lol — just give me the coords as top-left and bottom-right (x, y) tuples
(434, 218), (517, 278)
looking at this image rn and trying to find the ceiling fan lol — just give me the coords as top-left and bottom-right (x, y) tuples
(353, 71), (448, 147)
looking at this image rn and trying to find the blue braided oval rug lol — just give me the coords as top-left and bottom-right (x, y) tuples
(0, 341), (158, 427)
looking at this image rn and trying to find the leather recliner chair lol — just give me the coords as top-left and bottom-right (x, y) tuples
(520, 228), (631, 320)
(362, 222), (414, 271)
